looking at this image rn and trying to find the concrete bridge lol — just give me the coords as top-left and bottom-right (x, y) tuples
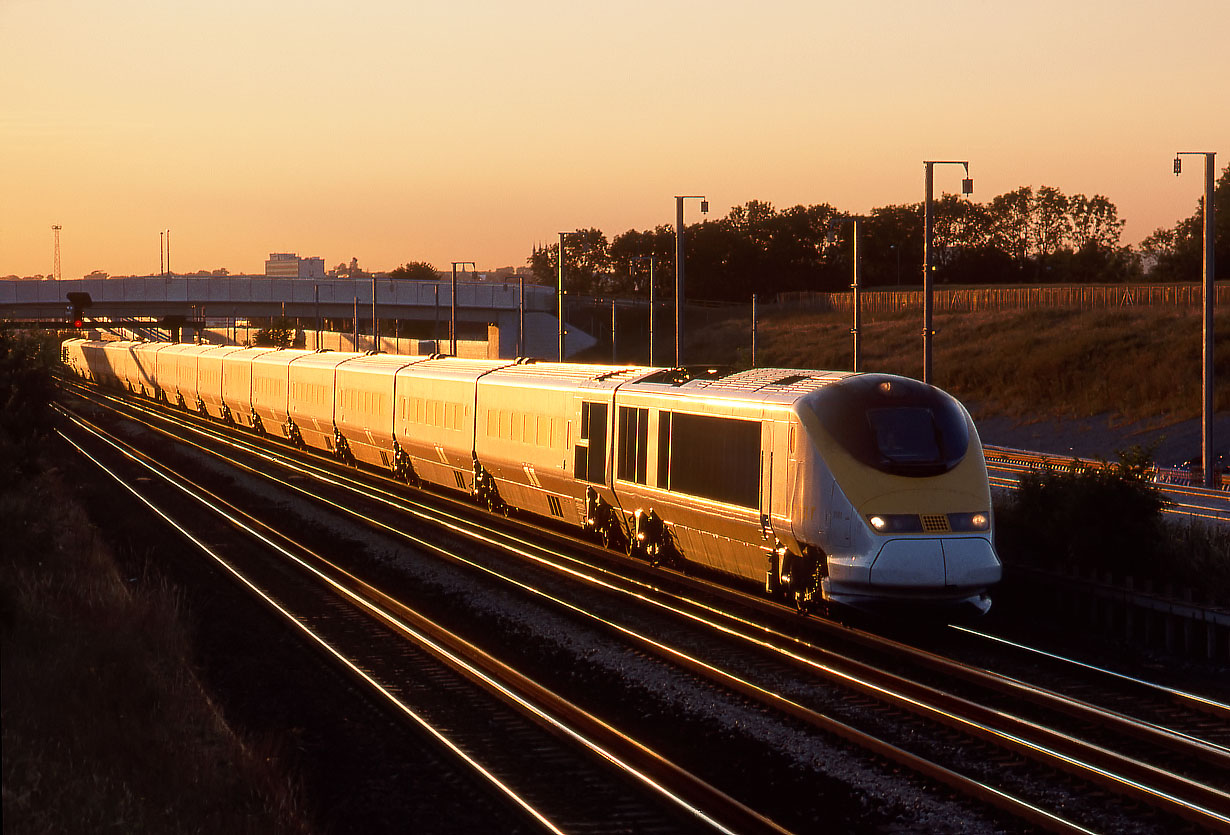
(0, 275), (596, 359)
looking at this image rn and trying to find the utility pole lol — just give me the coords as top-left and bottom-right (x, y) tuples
(451, 261), (475, 356)
(922, 161), (973, 383)
(557, 233), (580, 362)
(518, 276), (525, 357)
(673, 195), (708, 367)
(829, 215), (866, 372)
(371, 273), (378, 352)
(751, 293), (757, 368)
(632, 255), (657, 366)
(1174, 151), (1218, 488)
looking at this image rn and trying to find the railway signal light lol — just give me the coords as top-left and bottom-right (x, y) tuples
(66, 291), (92, 330)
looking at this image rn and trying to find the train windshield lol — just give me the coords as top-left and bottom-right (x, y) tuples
(804, 374), (969, 476)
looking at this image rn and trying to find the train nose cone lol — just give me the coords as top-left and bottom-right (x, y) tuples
(868, 537), (1000, 588)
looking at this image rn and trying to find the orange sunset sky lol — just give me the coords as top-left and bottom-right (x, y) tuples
(2, 0), (1227, 279)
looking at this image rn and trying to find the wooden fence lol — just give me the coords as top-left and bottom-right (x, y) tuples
(776, 283), (1229, 314)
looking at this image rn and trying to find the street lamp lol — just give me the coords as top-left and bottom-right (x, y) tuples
(674, 194), (708, 367)
(829, 215), (867, 372)
(922, 160), (973, 383)
(451, 261), (475, 356)
(1174, 151), (1218, 488)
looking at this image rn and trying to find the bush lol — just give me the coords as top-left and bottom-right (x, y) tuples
(0, 329), (58, 477)
(996, 445), (1168, 577)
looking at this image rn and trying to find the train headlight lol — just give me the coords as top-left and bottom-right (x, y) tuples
(948, 511), (990, 532)
(866, 514), (923, 533)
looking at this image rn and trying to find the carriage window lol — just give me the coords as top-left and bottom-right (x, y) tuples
(658, 411), (760, 508)
(617, 406), (649, 484)
(574, 401), (607, 483)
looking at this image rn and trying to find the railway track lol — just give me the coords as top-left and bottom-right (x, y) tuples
(59, 406), (785, 835)
(57, 381), (1230, 833)
(984, 445), (1230, 526)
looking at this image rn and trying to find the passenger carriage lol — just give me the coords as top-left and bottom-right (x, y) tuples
(220, 347), (276, 429)
(285, 351), (363, 453)
(333, 353), (428, 472)
(197, 346), (246, 420)
(391, 358), (507, 494)
(249, 349), (316, 440)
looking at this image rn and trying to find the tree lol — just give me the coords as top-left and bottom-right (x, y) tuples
(525, 187), (1143, 297)
(864, 204), (922, 287)
(528, 228), (611, 295)
(609, 226), (677, 295)
(986, 186), (1033, 271)
(388, 261), (439, 281)
(253, 318), (295, 348)
(1069, 193), (1125, 252)
(1141, 163), (1229, 282)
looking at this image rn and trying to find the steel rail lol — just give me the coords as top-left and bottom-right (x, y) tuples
(949, 625), (1230, 720)
(61, 382), (1230, 738)
(56, 387), (1094, 832)
(55, 425), (566, 835)
(52, 394), (1130, 832)
(58, 385), (1230, 830)
(57, 409), (790, 835)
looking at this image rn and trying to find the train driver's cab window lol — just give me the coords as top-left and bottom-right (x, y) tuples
(867, 407), (941, 465)
(574, 401), (608, 483)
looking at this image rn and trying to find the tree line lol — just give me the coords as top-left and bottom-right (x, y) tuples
(515, 165), (1228, 302)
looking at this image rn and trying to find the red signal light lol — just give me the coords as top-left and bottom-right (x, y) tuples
(73, 317), (84, 329)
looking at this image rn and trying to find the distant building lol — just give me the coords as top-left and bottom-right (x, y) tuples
(265, 252), (325, 279)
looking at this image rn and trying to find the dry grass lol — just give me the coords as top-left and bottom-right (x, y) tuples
(0, 463), (312, 835)
(692, 304), (1230, 424)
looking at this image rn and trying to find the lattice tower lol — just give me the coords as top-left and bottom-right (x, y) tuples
(52, 225), (62, 281)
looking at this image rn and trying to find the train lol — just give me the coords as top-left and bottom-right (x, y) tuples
(61, 337), (1002, 616)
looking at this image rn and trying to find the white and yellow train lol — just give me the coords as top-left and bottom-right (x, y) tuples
(62, 338), (1002, 615)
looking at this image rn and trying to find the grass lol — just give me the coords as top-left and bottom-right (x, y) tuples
(689, 304), (1230, 424)
(0, 339), (313, 834)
